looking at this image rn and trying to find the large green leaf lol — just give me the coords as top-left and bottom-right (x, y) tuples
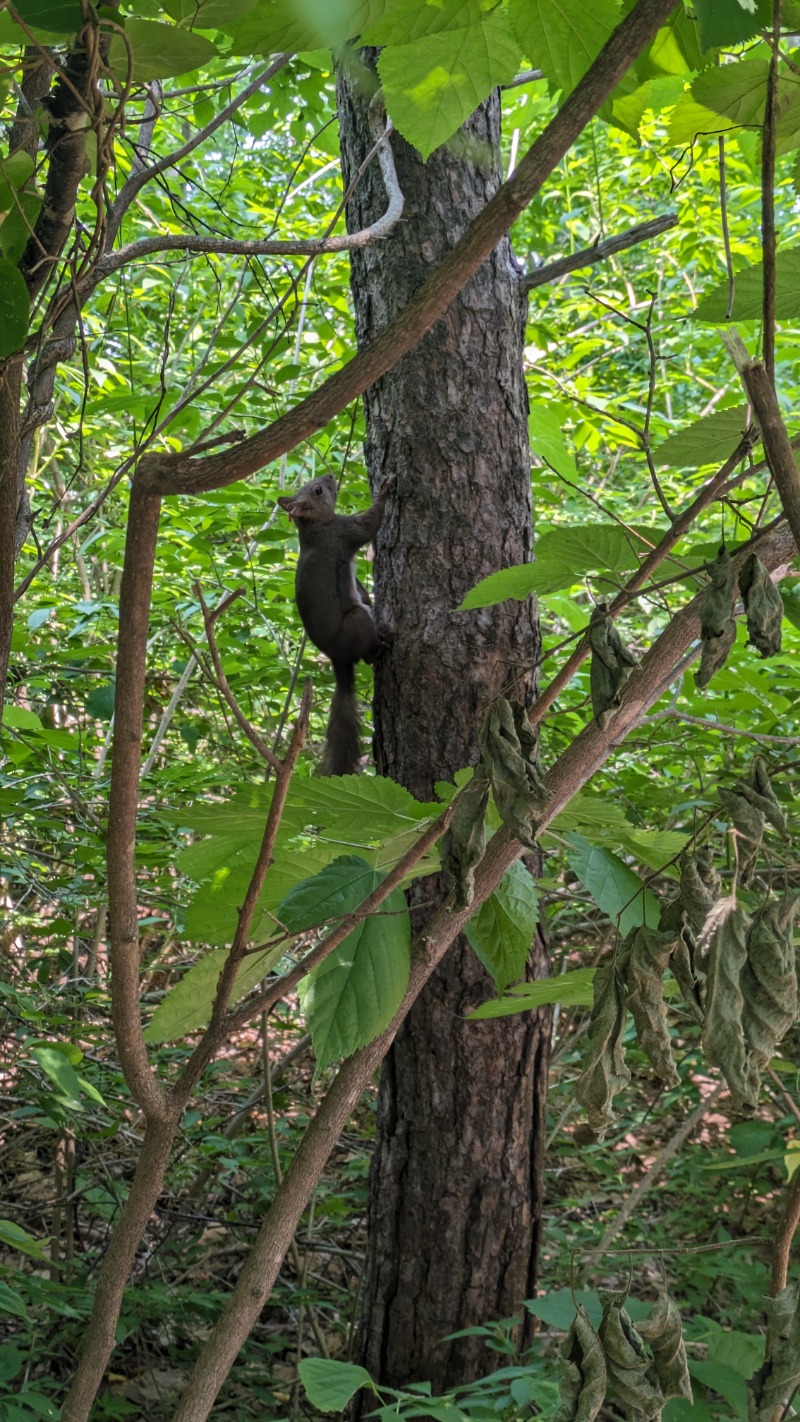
(668, 95), (735, 145)
(0, 258), (29, 357)
(0, 153), (34, 215)
(226, 0), (379, 51)
(693, 0), (771, 50)
(361, 0), (480, 46)
(465, 860), (538, 992)
(692, 58), (772, 128)
(298, 862), (411, 1071)
(143, 939), (287, 1042)
(509, 0), (621, 98)
(277, 854), (384, 932)
(567, 833), (660, 933)
(0, 1220), (50, 1265)
(108, 20), (218, 80)
(693, 248), (800, 323)
(299, 1358), (374, 1413)
(0, 192), (43, 265)
(13, 0), (82, 30)
(378, 6), (519, 160)
(468, 966), (596, 1019)
(460, 523), (659, 608)
(529, 404), (580, 481)
(653, 406), (752, 469)
(177, 774), (440, 925)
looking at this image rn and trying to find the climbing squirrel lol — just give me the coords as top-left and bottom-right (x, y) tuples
(277, 473), (392, 775)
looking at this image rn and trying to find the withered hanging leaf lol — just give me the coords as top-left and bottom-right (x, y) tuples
(638, 1293), (692, 1403)
(441, 774), (490, 909)
(588, 601), (638, 728)
(625, 927), (680, 1086)
(575, 962), (631, 1141)
(739, 553), (783, 658)
(738, 756), (788, 837)
(748, 1283), (800, 1422)
(718, 787), (764, 886)
(696, 892), (738, 963)
(479, 698), (548, 848)
(599, 1291), (664, 1421)
(669, 925), (704, 1022)
(555, 1305), (607, 1422)
(696, 547), (736, 689)
(701, 901), (753, 1108)
(740, 894), (800, 1103)
(681, 849), (720, 933)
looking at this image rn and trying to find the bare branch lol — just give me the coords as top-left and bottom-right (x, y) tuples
(520, 212), (678, 292)
(722, 332), (800, 554)
(95, 117), (404, 275)
(193, 583), (281, 771)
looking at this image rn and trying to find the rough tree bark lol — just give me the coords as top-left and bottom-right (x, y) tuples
(338, 63), (551, 1392)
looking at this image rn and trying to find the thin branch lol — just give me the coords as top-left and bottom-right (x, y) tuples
(770, 1166), (800, 1296)
(762, 0), (781, 387)
(171, 684), (312, 1102)
(642, 710), (800, 746)
(520, 212), (678, 292)
(95, 115), (403, 276)
(194, 584), (281, 771)
(718, 136), (736, 321)
(722, 333), (800, 555)
(595, 1083), (726, 1254)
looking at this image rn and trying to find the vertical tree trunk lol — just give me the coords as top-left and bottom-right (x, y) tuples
(338, 62), (551, 1393)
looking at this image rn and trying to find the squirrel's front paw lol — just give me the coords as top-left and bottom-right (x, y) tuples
(377, 474), (397, 500)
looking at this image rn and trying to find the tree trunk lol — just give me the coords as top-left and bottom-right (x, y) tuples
(337, 62), (551, 1393)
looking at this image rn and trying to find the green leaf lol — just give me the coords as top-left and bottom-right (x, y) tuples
(692, 58), (772, 128)
(0, 152), (35, 213)
(0, 258), (30, 358)
(362, 0), (479, 45)
(13, 0), (82, 30)
(653, 406), (752, 468)
(143, 940), (287, 1042)
(567, 834), (660, 933)
(299, 875), (411, 1072)
(278, 854), (383, 932)
(108, 20), (219, 80)
(780, 583), (800, 630)
(668, 94), (735, 145)
(460, 524), (658, 608)
(509, 0), (620, 98)
(688, 1359), (748, 1416)
(529, 403), (580, 481)
(468, 966), (596, 1019)
(0, 1220), (50, 1264)
(693, 0), (771, 50)
(226, 0), (378, 51)
(85, 683), (116, 720)
(465, 860), (538, 992)
(299, 1358), (375, 1413)
(30, 1045), (85, 1104)
(526, 1287), (602, 1331)
(693, 248), (800, 323)
(378, 6), (520, 160)
(0, 191), (42, 265)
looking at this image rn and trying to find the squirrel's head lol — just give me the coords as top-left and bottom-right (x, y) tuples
(277, 473), (337, 522)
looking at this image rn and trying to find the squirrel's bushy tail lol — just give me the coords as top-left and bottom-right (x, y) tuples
(321, 661), (360, 775)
